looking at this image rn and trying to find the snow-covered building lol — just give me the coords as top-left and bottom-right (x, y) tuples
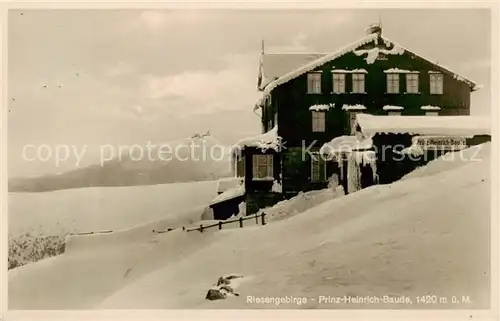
(226, 22), (484, 215)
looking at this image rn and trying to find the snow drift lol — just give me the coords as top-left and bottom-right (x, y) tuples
(9, 143), (492, 309)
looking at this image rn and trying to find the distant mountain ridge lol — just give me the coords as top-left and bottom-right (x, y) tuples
(9, 136), (233, 192)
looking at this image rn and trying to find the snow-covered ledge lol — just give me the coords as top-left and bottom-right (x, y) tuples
(382, 105), (404, 111)
(309, 103), (334, 111)
(342, 104), (367, 111)
(231, 126), (282, 157)
(420, 105), (441, 111)
(384, 68), (419, 74)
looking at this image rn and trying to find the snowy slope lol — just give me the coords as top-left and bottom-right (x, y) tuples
(9, 135), (232, 192)
(9, 143), (491, 309)
(9, 180), (218, 238)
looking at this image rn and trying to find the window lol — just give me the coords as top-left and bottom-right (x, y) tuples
(406, 74), (419, 93)
(425, 111), (439, 116)
(307, 73), (322, 94)
(387, 73), (400, 93)
(311, 156), (327, 182)
(430, 73), (443, 94)
(352, 73), (365, 93)
(236, 157), (245, 177)
(252, 154), (273, 179)
(312, 111), (326, 132)
(332, 73), (346, 93)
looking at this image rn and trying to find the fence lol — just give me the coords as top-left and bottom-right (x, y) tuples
(69, 230), (113, 236)
(185, 212), (267, 233)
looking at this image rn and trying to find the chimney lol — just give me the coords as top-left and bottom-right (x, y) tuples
(365, 22), (382, 36)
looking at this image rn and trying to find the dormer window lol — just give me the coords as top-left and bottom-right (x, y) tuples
(332, 73), (346, 93)
(430, 73), (443, 94)
(307, 72), (322, 94)
(352, 73), (365, 93)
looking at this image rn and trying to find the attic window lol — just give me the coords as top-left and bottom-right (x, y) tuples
(307, 73), (322, 94)
(352, 73), (366, 93)
(430, 73), (443, 94)
(406, 74), (419, 93)
(332, 73), (346, 93)
(387, 73), (400, 93)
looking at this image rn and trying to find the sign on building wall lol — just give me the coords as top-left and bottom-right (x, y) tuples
(415, 136), (467, 151)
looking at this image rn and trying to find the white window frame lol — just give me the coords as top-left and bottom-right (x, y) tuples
(311, 111), (326, 132)
(352, 73), (365, 93)
(387, 73), (400, 94)
(332, 73), (346, 94)
(425, 111), (439, 116)
(430, 73), (443, 94)
(307, 72), (322, 94)
(311, 156), (327, 182)
(252, 154), (273, 180)
(406, 74), (419, 93)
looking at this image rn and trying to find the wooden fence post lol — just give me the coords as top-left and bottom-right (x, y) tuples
(200, 224), (204, 233)
(239, 217), (243, 228)
(218, 221), (222, 230)
(261, 212), (266, 225)
(255, 213), (258, 224)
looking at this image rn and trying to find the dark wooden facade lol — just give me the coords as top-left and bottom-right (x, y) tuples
(241, 27), (479, 214)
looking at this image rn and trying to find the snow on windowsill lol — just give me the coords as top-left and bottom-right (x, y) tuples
(342, 104), (367, 111)
(331, 69), (368, 74)
(309, 103), (334, 111)
(252, 176), (275, 181)
(421, 105), (441, 111)
(384, 68), (420, 74)
(382, 105), (404, 111)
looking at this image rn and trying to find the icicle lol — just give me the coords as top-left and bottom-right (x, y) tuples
(347, 153), (361, 193)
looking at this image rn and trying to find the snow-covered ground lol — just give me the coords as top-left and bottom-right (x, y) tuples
(8, 180), (218, 269)
(8, 143), (491, 309)
(9, 180), (218, 238)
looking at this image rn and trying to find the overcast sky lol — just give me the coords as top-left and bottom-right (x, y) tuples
(8, 8), (491, 177)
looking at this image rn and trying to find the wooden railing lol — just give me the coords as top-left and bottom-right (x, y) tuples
(185, 212), (267, 233)
(69, 214), (268, 236)
(69, 230), (113, 236)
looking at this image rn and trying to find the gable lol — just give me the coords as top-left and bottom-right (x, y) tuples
(255, 32), (480, 109)
(258, 53), (327, 90)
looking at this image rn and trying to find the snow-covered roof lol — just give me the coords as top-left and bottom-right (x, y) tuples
(209, 184), (245, 206)
(320, 135), (374, 156)
(258, 33), (379, 100)
(342, 104), (367, 111)
(331, 68), (368, 73)
(354, 45), (405, 64)
(384, 68), (419, 74)
(309, 103), (334, 111)
(355, 114), (491, 137)
(258, 53), (327, 90)
(217, 177), (244, 193)
(383, 105), (404, 111)
(420, 105), (441, 111)
(254, 34), (481, 110)
(231, 126), (282, 155)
